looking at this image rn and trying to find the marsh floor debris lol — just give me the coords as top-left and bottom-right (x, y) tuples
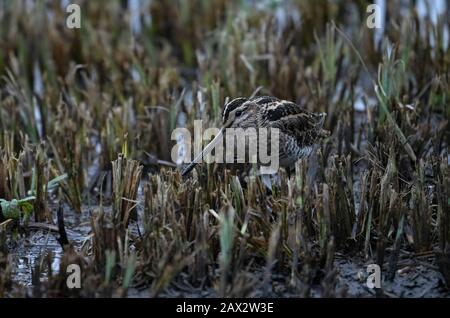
(0, 1), (449, 298)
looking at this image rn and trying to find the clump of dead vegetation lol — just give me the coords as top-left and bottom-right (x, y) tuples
(0, 0), (448, 297)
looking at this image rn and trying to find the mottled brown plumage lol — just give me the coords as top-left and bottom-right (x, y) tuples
(182, 96), (328, 176)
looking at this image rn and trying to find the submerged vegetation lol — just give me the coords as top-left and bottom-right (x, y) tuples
(0, 0), (449, 297)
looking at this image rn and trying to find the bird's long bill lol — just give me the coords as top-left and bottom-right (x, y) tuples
(181, 128), (224, 177)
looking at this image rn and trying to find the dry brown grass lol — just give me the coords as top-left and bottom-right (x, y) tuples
(0, 0), (448, 297)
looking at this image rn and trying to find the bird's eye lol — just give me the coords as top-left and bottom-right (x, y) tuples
(235, 111), (242, 117)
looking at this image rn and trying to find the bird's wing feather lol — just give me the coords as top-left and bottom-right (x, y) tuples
(263, 100), (326, 147)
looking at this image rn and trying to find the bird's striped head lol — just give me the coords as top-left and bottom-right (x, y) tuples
(221, 97), (258, 129)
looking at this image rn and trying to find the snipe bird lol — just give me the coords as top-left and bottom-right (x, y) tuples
(181, 96), (328, 177)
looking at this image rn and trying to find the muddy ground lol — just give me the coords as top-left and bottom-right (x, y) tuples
(8, 199), (450, 298)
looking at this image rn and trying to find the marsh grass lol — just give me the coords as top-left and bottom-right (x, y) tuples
(0, 0), (448, 297)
